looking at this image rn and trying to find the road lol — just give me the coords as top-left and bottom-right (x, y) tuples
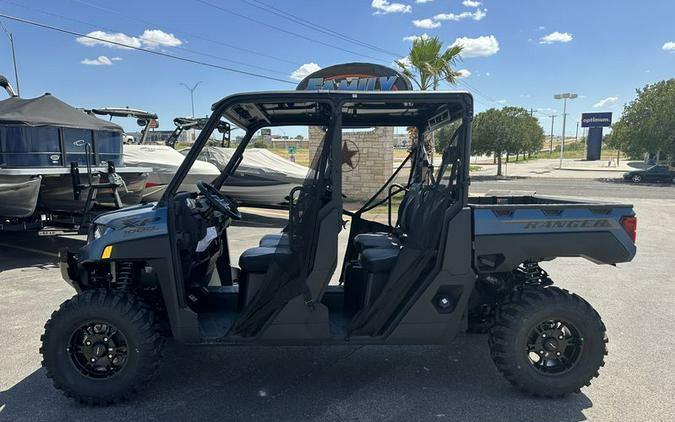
(1, 180), (674, 421)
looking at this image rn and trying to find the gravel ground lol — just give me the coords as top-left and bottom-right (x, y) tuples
(1, 180), (674, 422)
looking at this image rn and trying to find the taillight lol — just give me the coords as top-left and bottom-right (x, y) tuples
(145, 182), (160, 188)
(620, 216), (637, 242)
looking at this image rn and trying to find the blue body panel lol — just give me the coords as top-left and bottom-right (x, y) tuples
(79, 203), (169, 264)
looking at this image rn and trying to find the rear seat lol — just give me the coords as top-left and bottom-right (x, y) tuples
(353, 183), (421, 253)
(355, 184), (426, 275)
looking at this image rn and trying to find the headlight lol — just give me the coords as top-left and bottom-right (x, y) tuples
(92, 224), (109, 240)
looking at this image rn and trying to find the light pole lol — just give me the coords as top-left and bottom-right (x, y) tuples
(554, 93), (577, 168)
(0, 21), (20, 96)
(179, 81), (203, 117)
(548, 114), (557, 154)
(180, 81), (203, 144)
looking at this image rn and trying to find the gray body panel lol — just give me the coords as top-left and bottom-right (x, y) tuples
(471, 195), (636, 272)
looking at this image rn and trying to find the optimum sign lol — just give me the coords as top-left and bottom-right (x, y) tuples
(296, 63), (413, 91)
(581, 112), (612, 128)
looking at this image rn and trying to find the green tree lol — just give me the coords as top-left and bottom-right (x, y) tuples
(610, 79), (675, 159)
(472, 107), (544, 175)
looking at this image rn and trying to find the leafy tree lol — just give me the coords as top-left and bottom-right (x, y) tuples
(472, 107), (544, 175)
(610, 79), (675, 159)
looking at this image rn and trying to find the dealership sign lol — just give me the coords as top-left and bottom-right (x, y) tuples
(581, 112), (612, 128)
(296, 62), (413, 91)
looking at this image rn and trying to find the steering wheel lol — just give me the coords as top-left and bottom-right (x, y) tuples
(196, 181), (242, 220)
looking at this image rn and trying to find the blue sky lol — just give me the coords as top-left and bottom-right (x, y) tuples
(0, 0), (673, 136)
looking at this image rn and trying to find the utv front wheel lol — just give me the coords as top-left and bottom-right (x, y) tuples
(488, 286), (607, 397)
(40, 289), (163, 405)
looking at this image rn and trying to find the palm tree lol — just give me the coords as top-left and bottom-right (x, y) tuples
(395, 37), (463, 91)
(396, 36), (463, 154)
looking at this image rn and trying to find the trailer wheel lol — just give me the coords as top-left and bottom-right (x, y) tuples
(488, 286), (607, 397)
(40, 289), (163, 405)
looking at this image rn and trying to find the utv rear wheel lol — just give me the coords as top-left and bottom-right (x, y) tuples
(488, 286), (607, 397)
(40, 289), (163, 405)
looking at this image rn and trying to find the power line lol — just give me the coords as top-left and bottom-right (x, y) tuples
(68, 0), (300, 67)
(0, 0), (291, 76)
(194, 0), (387, 62)
(241, 0), (401, 58)
(0, 13), (297, 85)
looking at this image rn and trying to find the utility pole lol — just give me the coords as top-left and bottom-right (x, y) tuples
(179, 81), (203, 117)
(0, 21), (20, 96)
(554, 93), (578, 169)
(549, 115), (556, 154)
(575, 120), (579, 142)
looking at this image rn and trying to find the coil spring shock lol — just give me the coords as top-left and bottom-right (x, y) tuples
(521, 261), (553, 286)
(115, 262), (138, 290)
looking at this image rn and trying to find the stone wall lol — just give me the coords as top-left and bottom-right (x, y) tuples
(308, 126), (393, 201)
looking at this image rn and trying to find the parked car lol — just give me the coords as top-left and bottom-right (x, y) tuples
(623, 165), (675, 183)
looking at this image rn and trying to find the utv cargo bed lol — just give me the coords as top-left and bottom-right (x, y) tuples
(470, 195), (636, 272)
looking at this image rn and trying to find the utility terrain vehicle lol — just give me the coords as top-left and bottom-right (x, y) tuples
(43, 90), (637, 404)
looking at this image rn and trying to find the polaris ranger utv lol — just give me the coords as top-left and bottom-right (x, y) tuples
(43, 90), (637, 404)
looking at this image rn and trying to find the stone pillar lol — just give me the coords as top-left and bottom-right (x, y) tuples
(308, 126), (393, 201)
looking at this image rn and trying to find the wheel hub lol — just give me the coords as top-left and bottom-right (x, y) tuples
(68, 321), (128, 379)
(526, 319), (583, 374)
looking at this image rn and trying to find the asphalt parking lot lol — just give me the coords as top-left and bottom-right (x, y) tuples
(1, 179), (674, 421)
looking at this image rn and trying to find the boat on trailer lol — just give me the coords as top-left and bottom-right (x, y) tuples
(171, 117), (309, 206)
(0, 77), (150, 230)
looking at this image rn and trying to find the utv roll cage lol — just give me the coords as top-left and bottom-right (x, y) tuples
(163, 90), (472, 206)
(152, 90), (473, 341)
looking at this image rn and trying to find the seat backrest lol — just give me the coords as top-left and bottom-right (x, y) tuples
(397, 183), (423, 236)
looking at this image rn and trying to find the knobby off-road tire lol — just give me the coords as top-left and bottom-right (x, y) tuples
(488, 286), (608, 397)
(40, 289), (163, 405)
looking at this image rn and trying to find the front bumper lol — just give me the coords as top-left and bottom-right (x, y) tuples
(58, 247), (81, 291)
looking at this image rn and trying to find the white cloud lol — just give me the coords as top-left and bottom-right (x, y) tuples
(457, 69), (471, 78)
(484, 72), (490, 76)
(434, 8), (486, 21)
(396, 56), (412, 68)
(451, 35), (499, 57)
(496, 99), (507, 104)
(76, 29), (182, 50)
(663, 41), (675, 52)
(81, 55), (114, 66)
(593, 97), (618, 108)
(462, 1), (481, 7)
(412, 18), (440, 29)
(539, 31), (573, 44)
(371, 0), (412, 14)
(538, 26), (545, 30)
(76, 31), (142, 49)
(290, 62), (321, 81)
(415, 0), (433, 3)
(139, 29), (182, 48)
(403, 33), (430, 42)
(111, 57), (123, 61)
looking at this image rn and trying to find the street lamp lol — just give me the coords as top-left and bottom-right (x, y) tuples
(180, 81), (203, 144)
(0, 21), (20, 96)
(179, 81), (203, 117)
(554, 93), (578, 168)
